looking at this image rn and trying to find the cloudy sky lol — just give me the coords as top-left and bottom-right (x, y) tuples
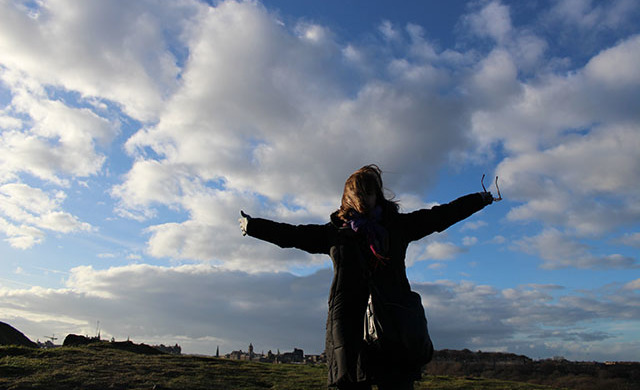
(1, 0), (639, 362)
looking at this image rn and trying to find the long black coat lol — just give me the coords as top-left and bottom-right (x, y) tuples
(245, 193), (489, 387)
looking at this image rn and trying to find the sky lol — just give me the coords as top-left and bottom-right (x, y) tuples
(0, 0), (639, 362)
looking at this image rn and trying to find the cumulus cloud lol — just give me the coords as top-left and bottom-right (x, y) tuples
(618, 232), (640, 248)
(461, 220), (488, 231)
(0, 0), (191, 247)
(514, 229), (637, 269)
(498, 125), (640, 236)
(0, 183), (93, 248)
(0, 0), (198, 121)
(462, 236), (478, 246)
(474, 33), (640, 253)
(464, 0), (513, 44)
(421, 241), (467, 261)
(624, 279), (640, 291)
(546, 0), (640, 33)
(462, 1), (547, 70)
(0, 74), (118, 185)
(418, 279), (640, 360)
(585, 37), (640, 87)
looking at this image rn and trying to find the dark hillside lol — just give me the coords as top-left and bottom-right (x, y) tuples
(0, 322), (37, 348)
(426, 349), (640, 390)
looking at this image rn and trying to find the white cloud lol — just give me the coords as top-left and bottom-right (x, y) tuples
(0, 217), (44, 249)
(422, 241), (466, 261)
(461, 220), (488, 231)
(490, 235), (506, 244)
(514, 229), (637, 270)
(623, 279), (640, 291)
(498, 123), (640, 236)
(470, 49), (520, 106)
(547, 0), (640, 33)
(378, 20), (402, 42)
(462, 236), (478, 246)
(548, 0), (601, 29)
(0, 0), (200, 248)
(0, 76), (118, 185)
(0, 0), (198, 122)
(464, 1), (513, 44)
(142, 190), (329, 272)
(0, 183), (93, 248)
(462, 0), (547, 71)
(415, 279), (640, 360)
(618, 232), (640, 248)
(0, 114), (21, 129)
(469, 33), (640, 244)
(1, 15), (124, 247)
(584, 34), (640, 87)
(111, 159), (187, 219)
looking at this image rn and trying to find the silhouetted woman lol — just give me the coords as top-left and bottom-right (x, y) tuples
(240, 165), (495, 389)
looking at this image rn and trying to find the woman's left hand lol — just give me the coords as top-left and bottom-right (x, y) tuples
(481, 174), (502, 203)
(480, 191), (494, 205)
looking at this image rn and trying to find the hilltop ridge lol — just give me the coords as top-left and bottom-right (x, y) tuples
(0, 321), (37, 348)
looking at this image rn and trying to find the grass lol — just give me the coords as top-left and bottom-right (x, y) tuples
(418, 376), (564, 390)
(0, 345), (563, 390)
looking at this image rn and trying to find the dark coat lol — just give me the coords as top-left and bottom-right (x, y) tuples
(246, 193), (490, 387)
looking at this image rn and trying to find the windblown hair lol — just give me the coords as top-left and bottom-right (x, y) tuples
(337, 164), (399, 221)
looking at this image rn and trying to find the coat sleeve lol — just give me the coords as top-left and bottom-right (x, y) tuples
(401, 192), (490, 243)
(245, 217), (332, 255)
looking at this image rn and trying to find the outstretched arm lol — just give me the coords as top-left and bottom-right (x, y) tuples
(402, 193), (492, 242)
(239, 211), (332, 255)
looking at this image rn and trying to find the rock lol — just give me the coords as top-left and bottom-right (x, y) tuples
(108, 340), (165, 355)
(63, 334), (95, 347)
(63, 334), (164, 355)
(0, 322), (37, 348)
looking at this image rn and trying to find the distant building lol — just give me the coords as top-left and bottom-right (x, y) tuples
(225, 343), (325, 364)
(277, 348), (304, 364)
(226, 343), (257, 361)
(152, 343), (182, 355)
(36, 340), (58, 349)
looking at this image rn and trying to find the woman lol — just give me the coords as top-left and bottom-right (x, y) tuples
(240, 165), (495, 389)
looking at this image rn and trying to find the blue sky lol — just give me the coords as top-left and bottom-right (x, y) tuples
(1, 0), (639, 362)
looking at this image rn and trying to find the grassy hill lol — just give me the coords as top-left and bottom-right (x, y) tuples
(1, 344), (561, 390)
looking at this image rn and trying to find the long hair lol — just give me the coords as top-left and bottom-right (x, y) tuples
(337, 164), (399, 221)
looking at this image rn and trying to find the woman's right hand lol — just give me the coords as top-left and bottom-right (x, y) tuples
(239, 210), (251, 236)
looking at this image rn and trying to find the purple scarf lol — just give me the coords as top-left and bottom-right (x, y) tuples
(346, 206), (389, 263)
